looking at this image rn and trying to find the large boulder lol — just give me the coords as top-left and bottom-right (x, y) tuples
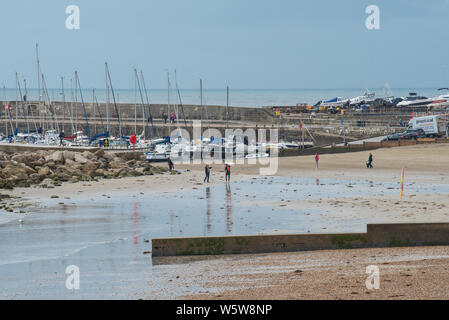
(74, 153), (89, 164)
(82, 160), (100, 172)
(117, 168), (130, 177)
(82, 151), (96, 160)
(29, 173), (40, 183)
(109, 157), (125, 169)
(65, 158), (82, 170)
(94, 168), (105, 177)
(102, 152), (115, 161)
(45, 151), (64, 164)
(37, 166), (53, 179)
(18, 163), (36, 174)
(2, 166), (27, 179)
(11, 154), (28, 164)
(41, 178), (55, 186)
(63, 151), (75, 161)
(30, 158), (45, 168)
(93, 149), (105, 158)
(15, 172), (29, 181)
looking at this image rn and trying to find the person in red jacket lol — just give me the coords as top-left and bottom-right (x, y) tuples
(225, 163), (231, 183)
(315, 153), (319, 169)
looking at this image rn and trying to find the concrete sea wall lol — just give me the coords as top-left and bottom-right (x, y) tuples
(152, 223), (449, 256)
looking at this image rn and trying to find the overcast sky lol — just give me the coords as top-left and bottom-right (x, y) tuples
(1, 0), (449, 89)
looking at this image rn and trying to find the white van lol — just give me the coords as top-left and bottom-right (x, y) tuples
(407, 115), (447, 137)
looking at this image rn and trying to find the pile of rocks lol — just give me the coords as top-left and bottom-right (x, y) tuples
(0, 149), (167, 189)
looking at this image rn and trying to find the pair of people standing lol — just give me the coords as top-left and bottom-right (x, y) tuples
(203, 163), (231, 183)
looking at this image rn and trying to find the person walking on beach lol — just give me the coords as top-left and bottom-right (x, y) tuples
(367, 153), (373, 168)
(315, 152), (320, 169)
(168, 156), (174, 171)
(225, 163), (231, 183)
(204, 164), (212, 183)
(59, 131), (64, 146)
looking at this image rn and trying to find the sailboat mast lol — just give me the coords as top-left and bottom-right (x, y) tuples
(140, 71), (155, 138)
(42, 73), (58, 132)
(75, 71), (91, 139)
(15, 72), (18, 132)
(200, 79), (203, 140)
(70, 78), (75, 135)
(16, 73), (30, 133)
(24, 78), (38, 133)
(61, 77), (66, 134)
(23, 79), (27, 101)
(4, 85), (13, 136)
(174, 70), (180, 129)
(167, 72), (171, 135)
(2, 84), (7, 136)
(74, 71), (79, 131)
(135, 69), (147, 139)
(226, 86), (229, 129)
(93, 88), (97, 135)
(174, 70), (188, 133)
(134, 69), (137, 135)
(105, 62), (123, 137)
(105, 63), (110, 134)
(36, 43), (42, 130)
(93, 93), (105, 133)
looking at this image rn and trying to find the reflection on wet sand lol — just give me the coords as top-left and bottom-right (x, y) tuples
(205, 187), (211, 234)
(226, 184), (232, 233)
(132, 202), (139, 245)
(169, 209), (174, 236)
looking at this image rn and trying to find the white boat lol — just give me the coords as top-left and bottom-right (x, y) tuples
(244, 153), (269, 159)
(427, 89), (449, 108)
(320, 97), (348, 108)
(145, 151), (170, 162)
(396, 93), (434, 107)
(348, 91), (375, 106)
(427, 98), (449, 108)
(278, 140), (300, 149)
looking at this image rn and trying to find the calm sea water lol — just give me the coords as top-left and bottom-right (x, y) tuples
(1, 87), (446, 108)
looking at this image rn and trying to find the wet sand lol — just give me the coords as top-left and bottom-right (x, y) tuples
(7, 143), (449, 200)
(2, 143), (449, 299)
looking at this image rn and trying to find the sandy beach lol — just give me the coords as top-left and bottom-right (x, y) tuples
(169, 245), (449, 300)
(2, 143), (449, 299)
(6, 143), (449, 199)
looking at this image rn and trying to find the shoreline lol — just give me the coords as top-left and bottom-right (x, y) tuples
(3, 143), (449, 217)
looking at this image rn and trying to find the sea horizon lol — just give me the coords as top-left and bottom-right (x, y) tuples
(1, 87), (447, 107)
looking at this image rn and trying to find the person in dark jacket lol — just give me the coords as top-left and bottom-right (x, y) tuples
(366, 153), (373, 168)
(168, 157), (174, 171)
(204, 164), (212, 183)
(59, 131), (64, 146)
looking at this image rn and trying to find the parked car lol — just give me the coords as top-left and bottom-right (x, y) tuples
(402, 128), (427, 139)
(382, 128), (426, 141)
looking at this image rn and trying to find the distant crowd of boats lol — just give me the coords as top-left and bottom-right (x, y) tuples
(310, 88), (449, 113)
